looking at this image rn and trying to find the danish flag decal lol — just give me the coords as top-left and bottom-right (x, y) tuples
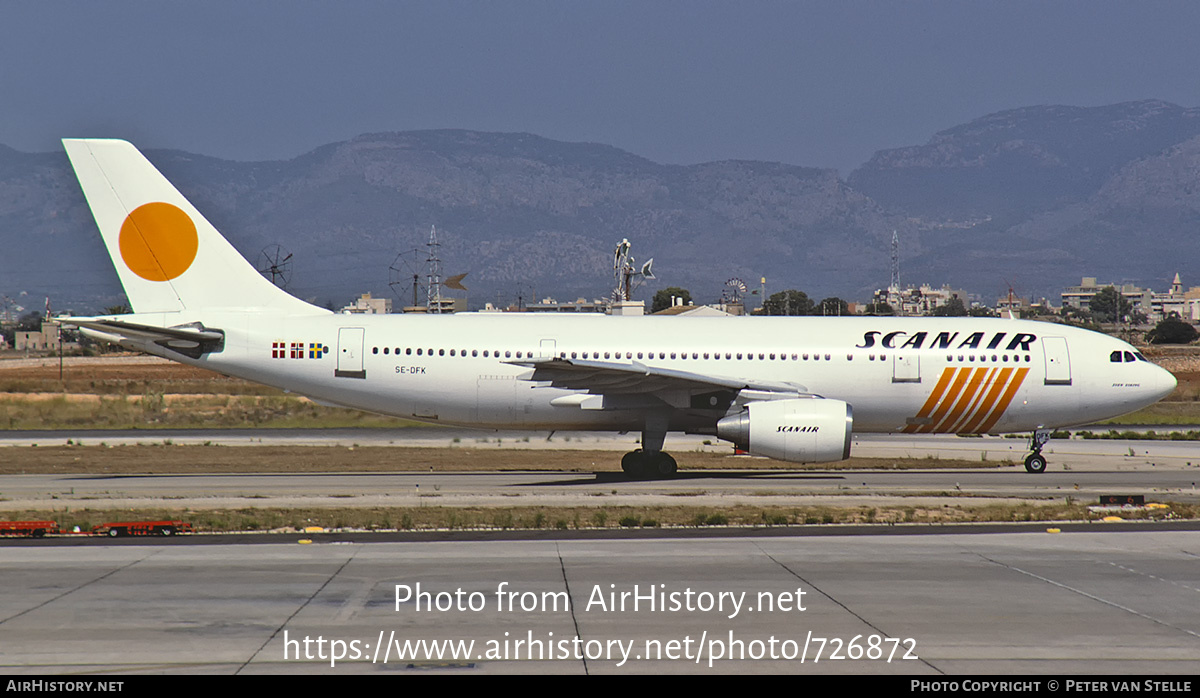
(272, 341), (329, 359)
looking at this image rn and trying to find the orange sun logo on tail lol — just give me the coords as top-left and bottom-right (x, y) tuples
(118, 202), (198, 281)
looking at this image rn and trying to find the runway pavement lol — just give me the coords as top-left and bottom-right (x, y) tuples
(0, 531), (1197, 674)
(1, 466), (1199, 513)
(3, 427), (1199, 468)
(1, 429), (1198, 512)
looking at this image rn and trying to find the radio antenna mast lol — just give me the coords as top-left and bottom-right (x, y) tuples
(612, 238), (654, 302)
(425, 225), (443, 313)
(890, 230), (900, 292)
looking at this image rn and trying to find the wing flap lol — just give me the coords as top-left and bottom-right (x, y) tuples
(510, 357), (811, 403)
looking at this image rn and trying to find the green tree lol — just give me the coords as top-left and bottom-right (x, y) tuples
(16, 311), (42, 331)
(651, 287), (692, 313)
(816, 297), (849, 316)
(1146, 317), (1199, 344)
(864, 301), (894, 316)
(968, 305), (997, 317)
(103, 304), (131, 315)
(929, 297), (967, 317)
(1088, 286), (1132, 323)
(761, 289), (814, 316)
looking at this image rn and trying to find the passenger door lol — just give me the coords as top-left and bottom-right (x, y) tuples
(1042, 336), (1071, 385)
(335, 327), (366, 379)
(892, 353), (920, 383)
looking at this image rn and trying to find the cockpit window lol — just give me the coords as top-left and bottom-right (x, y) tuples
(1123, 351), (1137, 363)
(1110, 351), (1123, 363)
(1134, 352), (1149, 362)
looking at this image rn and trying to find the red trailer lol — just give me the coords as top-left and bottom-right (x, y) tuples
(0, 521), (59, 537)
(91, 521), (193, 537)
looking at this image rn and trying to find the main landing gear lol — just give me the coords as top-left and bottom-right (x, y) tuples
(621, 414), (678, 479)
(621, 449), (678, 479)
(1024, 429), (1051, 474)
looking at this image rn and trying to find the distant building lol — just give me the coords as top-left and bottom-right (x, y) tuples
(874, 284), (970, 316)
(1183, 287), (1200, 323)
(524, 297), (607, 313)
(402, 297), (466, 314)
(714, 300), (745, 316)
(1151, 273), (1200, 323)
(15, 322), (61, 352)
(651, 304), (734, 318)
(1061, 277), (1153, 316)
(1063, 274), (1200, 323)
(341, 293), (392, 315)
(995, 294), (1055, 316)
(609, 300), (645, 316)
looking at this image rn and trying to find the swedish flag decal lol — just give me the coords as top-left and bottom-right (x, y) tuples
(309, 343), (329, 359)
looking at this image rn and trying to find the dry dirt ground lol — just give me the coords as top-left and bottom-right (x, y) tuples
(0, 354), (271, 394)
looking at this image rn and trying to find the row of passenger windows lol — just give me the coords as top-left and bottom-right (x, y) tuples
(372, 346), (837, 360)
(940, 354), (1032, 363)
(370, 345), (1033, 363)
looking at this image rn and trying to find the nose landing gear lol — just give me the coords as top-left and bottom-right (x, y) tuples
(1024, 429), (1051, 473)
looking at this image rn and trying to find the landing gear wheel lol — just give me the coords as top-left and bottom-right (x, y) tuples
(651, 452), (677, 477)
(1024, 429), (1051, 474)
(621, 451), (647, 479)
(621, 450), (677, 479)
(624, 453), (652, 482)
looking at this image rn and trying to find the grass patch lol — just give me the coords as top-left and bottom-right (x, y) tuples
(0, 393), (424, 430)
(1099, 402), (1200, 426)
(1080, 429), (1200, 441)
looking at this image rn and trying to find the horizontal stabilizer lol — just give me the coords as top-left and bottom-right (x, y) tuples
(60, 316), (224, 359)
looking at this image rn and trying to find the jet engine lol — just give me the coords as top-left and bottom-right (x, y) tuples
(716, 398), (853, 463)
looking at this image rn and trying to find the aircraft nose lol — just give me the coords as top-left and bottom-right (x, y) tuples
(1152, 364), (1177, 401)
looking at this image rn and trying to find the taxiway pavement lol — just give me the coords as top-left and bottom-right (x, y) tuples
(1, 531), (1197, 674)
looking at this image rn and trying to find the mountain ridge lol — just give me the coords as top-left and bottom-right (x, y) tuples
(1, 102), (1197, 313)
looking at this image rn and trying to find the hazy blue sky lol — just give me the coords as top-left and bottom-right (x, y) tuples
(4, 1), (1200, 172)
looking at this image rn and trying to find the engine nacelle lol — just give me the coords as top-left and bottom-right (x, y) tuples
(716, 398), (853, 463)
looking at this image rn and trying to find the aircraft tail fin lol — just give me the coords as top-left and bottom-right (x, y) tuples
(62, 138), (324, 315)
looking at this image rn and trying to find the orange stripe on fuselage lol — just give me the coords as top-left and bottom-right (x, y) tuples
(917, 368), (972, 434)
(976, 367), (1030, 433)
(902, 367), (958, 433)
(932, 367), (989, 433)
(958, 367), (1014, 434)
(946, 367), (997, 434)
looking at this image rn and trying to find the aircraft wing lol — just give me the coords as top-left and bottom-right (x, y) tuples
(509, 357), (812, 408)
(58, 317), (225, 359)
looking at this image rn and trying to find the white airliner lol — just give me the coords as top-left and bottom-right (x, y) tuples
(59, 139), (1177, 476)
